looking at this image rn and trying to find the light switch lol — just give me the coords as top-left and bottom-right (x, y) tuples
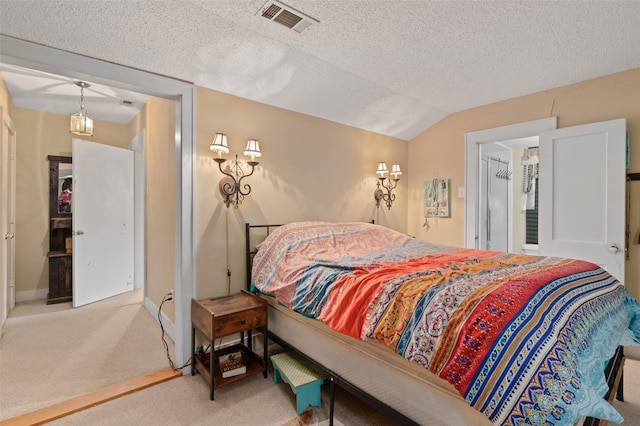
(458, 187), (465, 198)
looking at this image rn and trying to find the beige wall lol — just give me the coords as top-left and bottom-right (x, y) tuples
(195, 87), (408, 299)
(14, 108), (129, 297)
(407, 67), (640, 298)
(131, 97), (176, 321)
(0, 73), (14, 118)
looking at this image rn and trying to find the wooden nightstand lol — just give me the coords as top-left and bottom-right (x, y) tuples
(191, 290), (268, 400)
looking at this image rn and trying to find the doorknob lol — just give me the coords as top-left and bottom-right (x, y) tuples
(608, 244), (619, 253)
(74, 230), (85, 236)
(3, 233), (14, 240)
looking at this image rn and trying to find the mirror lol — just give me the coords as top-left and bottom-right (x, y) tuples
(48, 155), (72, 218)
(57, 163), (73, 213)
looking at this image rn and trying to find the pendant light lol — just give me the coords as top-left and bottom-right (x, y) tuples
(70, 81), (94, 136)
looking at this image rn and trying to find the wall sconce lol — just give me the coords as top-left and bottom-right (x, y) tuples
(210, 133), (262, 208)
(374, 162), (401, 210)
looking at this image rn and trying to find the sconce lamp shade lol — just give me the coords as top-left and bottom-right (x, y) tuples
(376, 162), (388, 177)
(390, 164), (402, 179)
(210, 133), (229, 154)
(70, 113), (93, 136)
(244, 139), (261, 163)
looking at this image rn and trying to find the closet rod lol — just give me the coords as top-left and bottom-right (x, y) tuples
(489, 157), (510, 165)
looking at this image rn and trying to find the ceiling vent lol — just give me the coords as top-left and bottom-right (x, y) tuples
(257, 1), (318, 33)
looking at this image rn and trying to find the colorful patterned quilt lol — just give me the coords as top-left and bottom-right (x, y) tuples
(252, 221), (640, 425)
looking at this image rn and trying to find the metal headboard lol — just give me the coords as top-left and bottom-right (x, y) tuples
(245, 223), (283, 291)
(244, 220), (375, 292)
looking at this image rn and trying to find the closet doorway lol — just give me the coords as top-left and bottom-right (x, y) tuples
(465, 117), (627, 284)
(465, 118), (556, 253)
(477, 137), (538, 254)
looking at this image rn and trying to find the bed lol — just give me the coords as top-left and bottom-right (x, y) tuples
(246, 221), (639, 425)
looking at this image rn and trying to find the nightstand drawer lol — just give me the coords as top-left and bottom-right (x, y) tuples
(214, 307), (267, 336)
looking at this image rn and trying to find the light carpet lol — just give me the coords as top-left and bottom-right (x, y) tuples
(2, 291), (640, 425)
(0, 290), (171, 420)
(0, 291), (396, 425)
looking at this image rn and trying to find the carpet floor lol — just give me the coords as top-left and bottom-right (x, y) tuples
(0, 291), (397, 425)
(2, 290), (640, 425)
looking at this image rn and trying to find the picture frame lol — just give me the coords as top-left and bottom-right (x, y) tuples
(424, 178), (450, 218)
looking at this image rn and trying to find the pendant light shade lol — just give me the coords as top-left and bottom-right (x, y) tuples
(70, 81), (94, 136)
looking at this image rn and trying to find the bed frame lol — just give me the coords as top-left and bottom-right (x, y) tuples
(245, 223), (626, 426)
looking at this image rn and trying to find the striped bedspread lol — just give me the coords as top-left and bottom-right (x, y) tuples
(252, 221), (640, 425)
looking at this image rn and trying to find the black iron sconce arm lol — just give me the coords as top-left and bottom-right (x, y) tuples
(214, 156), (259, 209)
(375, 177), (400, 210)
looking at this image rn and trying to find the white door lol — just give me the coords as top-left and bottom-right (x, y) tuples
(538, 119), (626, 283)
(72, 139), (135, 307)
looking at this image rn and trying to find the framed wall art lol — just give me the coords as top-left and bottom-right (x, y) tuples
(424, 178), (450, 218)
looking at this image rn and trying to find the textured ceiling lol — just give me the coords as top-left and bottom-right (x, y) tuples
(1, 0), (639, 140)
(0, 63), (150, 124)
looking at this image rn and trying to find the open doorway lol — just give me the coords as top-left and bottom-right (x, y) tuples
(465, 117), (627, 288)
(477, 137), (538, 254)
(464, 117), (557, 251)
(0, 36), (195, 372)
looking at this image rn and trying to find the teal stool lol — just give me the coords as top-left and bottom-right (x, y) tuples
(271, 352), (325, 415)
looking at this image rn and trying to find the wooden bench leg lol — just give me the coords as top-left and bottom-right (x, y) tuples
(271, 353), (325, 416)
(296, 383), (322, 415)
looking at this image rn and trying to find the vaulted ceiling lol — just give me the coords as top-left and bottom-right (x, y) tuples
(1, 0), (639, 140)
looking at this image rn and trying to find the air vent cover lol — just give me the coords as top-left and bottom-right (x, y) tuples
(257, 1), (318, 33)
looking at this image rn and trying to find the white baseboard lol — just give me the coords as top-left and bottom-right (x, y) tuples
(16, 288), (48, 303)
(144, 296), (175, 343)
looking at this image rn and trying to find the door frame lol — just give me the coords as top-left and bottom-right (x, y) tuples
(0, 108), (17, 331)
(0, 35), (195, 371)
(129, 130), (147, 293)
(464, 117), (557, 249)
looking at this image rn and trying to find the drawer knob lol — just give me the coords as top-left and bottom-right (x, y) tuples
(240, 319), (246, 325)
